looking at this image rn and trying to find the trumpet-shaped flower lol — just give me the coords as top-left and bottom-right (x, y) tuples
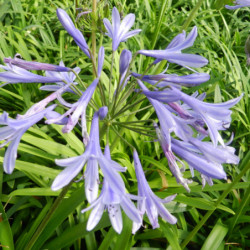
(137, 80), (193, 147)
(154, 124), (192, 192)
(132, 72), (210, 88)
(82, 178), (142, 234)
(0, 105), (56, 174)
(57, 8), (90, 58)
(46, 47), (104, 143)
(51, 109), (127, 203)
(138, 26), (208, 68)
(225, 0), (250, 9)
(81, 145), (141, 234)
(143, 87), (243, 146)
(132, 149), (177, 233)
(4, 57), (70, 72)
(0, 64), (63, 87)
(171, 138), (227, 181)
(103, 7), (141, 51)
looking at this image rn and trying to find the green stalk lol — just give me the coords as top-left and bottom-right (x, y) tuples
(180, 151), (250, 249)
(25, 183), (72, 250)
(181, 0), (206, 31)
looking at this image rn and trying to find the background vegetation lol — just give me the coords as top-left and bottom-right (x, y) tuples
(0, 0), (249, 249)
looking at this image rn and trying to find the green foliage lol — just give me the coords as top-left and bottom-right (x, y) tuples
(0, 0), (249, 249)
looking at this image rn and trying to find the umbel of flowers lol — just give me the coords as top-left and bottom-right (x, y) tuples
(0, 7), (242, 234)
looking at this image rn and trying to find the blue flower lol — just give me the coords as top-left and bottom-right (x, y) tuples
(46, 47), (104, 143)
(143, 86), (243, 146)
(138, 26), (208, 68)
(0, 105), (56, 174)
(57, 8), (90, 58)
(103, 7), (141, 51)
(40, 61), (80, 93)
(51, 109), (127, 204)
(132, 149), (177, 233)
(81, 145), (141, 234)
(171, 138), (228, 186)
(118, 49), (132, 90)
(225, 0), (250, 9)
(4, 57), (70, 72)
(132, 72), (210, 88)
(0, 64), (63, 87)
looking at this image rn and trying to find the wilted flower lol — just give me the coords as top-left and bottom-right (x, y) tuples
(138, 26), (208, 68)
(225, 0), (250, 9)
(103, 7), (141, 51)
(57, 8), (90, 58)
(0, 105), (56, 174)
(132, 149), (177, 233)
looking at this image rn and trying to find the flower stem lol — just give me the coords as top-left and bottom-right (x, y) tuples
(25, 183), (72, 250)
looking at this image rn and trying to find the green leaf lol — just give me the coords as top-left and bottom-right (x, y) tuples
(0, 202), (14, 250)
(201, 220), (228, 250)
(29, 186), (86, 249)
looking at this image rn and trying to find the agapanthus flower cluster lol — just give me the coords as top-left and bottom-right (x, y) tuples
(0, 6), (241, 234)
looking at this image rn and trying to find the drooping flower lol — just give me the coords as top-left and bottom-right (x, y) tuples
(57, 8), (90, 58)
(154, 123), (192, 192)
(4, 57), (71, 72)
(46, 47), (104, 143)
(81, 145), (141, 234)
(143, 86), (243, 146)
(225, 0), (250, 9)
(171, 138), (228, 184)
(0, 105), (56, 174)
(132, 72), (210, 88)
(132, 149), (177, 233)
(51, 109), (127, 204)
(137, 80), (193, 147)
(103, 7), (141, 51)
(138, 26), (208, 68)
(0, 64), (64, 87)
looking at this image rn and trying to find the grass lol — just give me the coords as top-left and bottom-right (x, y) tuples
(0, 0), (249, 249)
